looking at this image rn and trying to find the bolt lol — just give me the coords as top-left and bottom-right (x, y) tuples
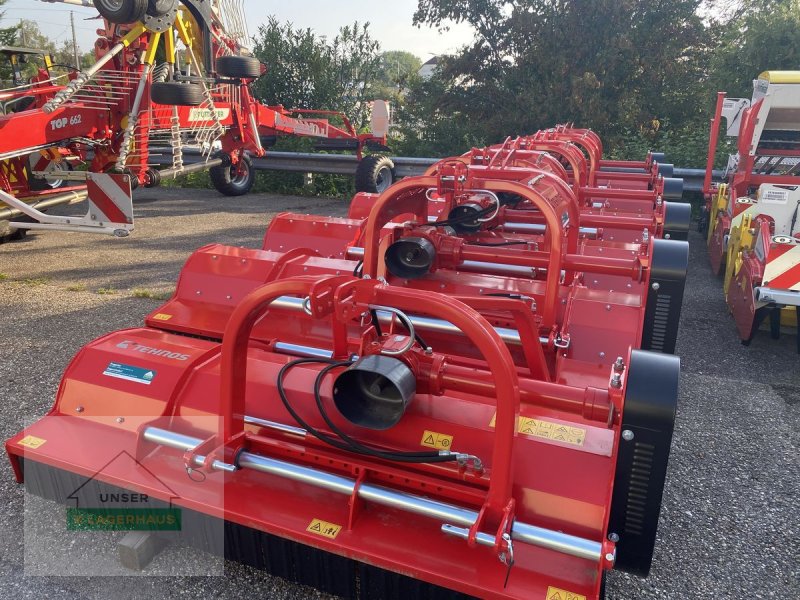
(614, 357), (625, 372)
(622, 429), (634, 441)
(665, 233), (671, 240)
(651, 282), (660, 291)
(605, 552), (615, 563)
(605, 304), (611, 311)
(611, 373), (622, 388)
(608, 533), (620, 543)
(116, 417), (125, 424)
(196, 290), (202, 296)
(212, 255), (218, 260)
(599, 352), (606, 358)
(75, 406), (84, 413)
(226, 295), (232, 300)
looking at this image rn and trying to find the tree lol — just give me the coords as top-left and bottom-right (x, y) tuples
(409, 0), (711, 154)
(0, 0), (19, 82)
(709, 0), (800, 97)
(374, 50), (423, 100)
(251, 18), (381, 129)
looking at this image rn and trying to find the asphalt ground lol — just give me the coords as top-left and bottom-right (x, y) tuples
(0, 187), (798, 599)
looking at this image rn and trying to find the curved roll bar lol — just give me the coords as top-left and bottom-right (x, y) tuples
(218, 275), (521, 522)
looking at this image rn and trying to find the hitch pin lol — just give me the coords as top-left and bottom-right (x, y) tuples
(441, 525), (515, 585)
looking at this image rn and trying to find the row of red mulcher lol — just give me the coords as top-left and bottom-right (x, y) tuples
(7, 126), (690, 599)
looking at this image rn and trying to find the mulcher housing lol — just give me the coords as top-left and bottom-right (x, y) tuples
(7, 129), (686, 599)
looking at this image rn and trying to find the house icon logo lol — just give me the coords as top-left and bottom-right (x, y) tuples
(66, 451), (182, 532)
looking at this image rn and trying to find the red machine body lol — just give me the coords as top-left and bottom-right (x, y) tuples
(7, 131), (685, 599)
(0, 0), (389, 233)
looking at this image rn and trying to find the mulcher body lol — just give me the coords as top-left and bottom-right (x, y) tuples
(6, 131), (685, 600)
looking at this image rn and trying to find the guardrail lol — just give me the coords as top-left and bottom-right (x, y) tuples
(149, 148), (722, 193)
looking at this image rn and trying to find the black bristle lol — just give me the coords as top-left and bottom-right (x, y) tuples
(18, 459), (476, 599)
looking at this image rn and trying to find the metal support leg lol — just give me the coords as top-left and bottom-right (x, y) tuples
(770, 306), (782, 340)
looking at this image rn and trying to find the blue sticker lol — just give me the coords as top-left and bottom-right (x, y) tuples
(103, 362), (156, 385)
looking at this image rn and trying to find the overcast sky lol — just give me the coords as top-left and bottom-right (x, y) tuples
(0, 0), (475, 58)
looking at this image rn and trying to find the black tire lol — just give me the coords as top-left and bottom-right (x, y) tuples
(151, 82), (205, 106)
(147, 0), (177, 17)
(27, 157), (72, 191)
(210, 154), (255, 197)
(216, 56), (262, 79)
(93, 0), (148, 24)
(355, 155), (395, 194)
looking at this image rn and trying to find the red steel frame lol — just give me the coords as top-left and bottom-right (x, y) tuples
(4, 140), (684, 596)
(0, 10), (386, 206)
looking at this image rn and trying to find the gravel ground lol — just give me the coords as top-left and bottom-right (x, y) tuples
(0, 188), (798, 599)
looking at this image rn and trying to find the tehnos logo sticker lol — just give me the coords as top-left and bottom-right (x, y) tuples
(116, 341), (190, 361)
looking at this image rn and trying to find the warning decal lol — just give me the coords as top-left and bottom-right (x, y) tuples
(19, 435), (47, 450)
(545, 586), (586, 600)
(152, 313), (173, 321)
(306, 518), (342, 540)
(420, 430), (454, 450)
(490, 414), (586, 447)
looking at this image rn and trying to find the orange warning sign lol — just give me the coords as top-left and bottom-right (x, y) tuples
(545, 586), (586, 600)
(306, 518), (342, 540)
(420, 430), (454, 450)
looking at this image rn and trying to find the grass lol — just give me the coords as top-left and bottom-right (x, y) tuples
(20, 278), (50, 286)
(66, 284), (86, 292)
(131, 288), (172, 301)
(96, 288), (117, 295)
(0, 273), (7, 281)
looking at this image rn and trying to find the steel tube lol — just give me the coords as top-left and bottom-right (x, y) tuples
(755, 287), (800, 307)
(146, 147), (721, 190)
(350, 245), (637, 279)
(460, 247), (639, 278)
(268, 295), (549, 346)
(243, 415), (307, 437)
(501, 222), (599, 238)
(159, 157), (224, 179)
(0, 189), (88, 220)
(441, 363), (613, 423)
(142, 426), (603, 562)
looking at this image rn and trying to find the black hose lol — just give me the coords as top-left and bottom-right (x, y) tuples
(276, 358), (455, 463)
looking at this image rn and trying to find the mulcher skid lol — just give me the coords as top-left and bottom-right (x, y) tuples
(702, 72), (800, 348)
(7, 134), (686, 599)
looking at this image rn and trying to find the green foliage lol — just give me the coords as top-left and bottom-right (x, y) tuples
(374, 50), (423, 101)
(708, 0), (800, 97)
(604, 120), (736, 169)
(401, 0), (800, 169)
(251, 18), (381, 129)
(409, 0), (710, 146)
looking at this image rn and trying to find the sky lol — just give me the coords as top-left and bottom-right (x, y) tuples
(0, 0), (475, 59)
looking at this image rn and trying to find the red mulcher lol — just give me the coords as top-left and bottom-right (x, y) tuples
(6, 134), (686, 599)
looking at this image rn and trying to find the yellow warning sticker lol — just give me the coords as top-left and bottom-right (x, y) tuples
(18, 435), (47, 450)
(490, 414), (586, 447)
(152, 313), (173, 321)
(545, 586), (586, 600)
(306, 518), (342, 540)
(420, 430), (454, 451)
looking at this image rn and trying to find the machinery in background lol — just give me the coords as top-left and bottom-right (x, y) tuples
(0, 0), (392, 239)
(702, 71), (800, 350)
